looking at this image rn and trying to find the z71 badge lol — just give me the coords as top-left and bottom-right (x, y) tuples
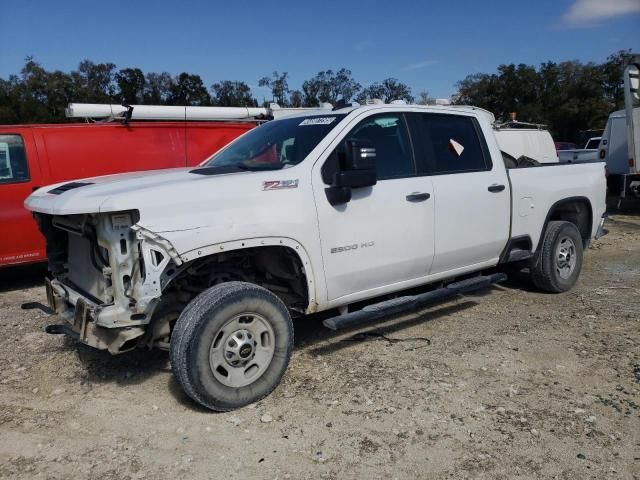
(263, 179), (299, 191)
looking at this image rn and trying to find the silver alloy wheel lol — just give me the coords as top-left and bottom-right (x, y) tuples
(209, 312), (275, 388)
(555, 236), (577, 279)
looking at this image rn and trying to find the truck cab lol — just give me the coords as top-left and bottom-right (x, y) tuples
(25, 102), (607, 411)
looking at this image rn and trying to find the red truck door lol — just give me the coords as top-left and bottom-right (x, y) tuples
(0, 129), (47, 266)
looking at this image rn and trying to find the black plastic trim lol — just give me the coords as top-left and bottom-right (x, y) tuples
(47, 181), (94, 195)
(190, 166), (248, 176)
(323, 273), (507, 330)
(498, 235), (533, 264)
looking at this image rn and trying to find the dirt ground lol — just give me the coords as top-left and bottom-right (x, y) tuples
(0, 215), (638, 480)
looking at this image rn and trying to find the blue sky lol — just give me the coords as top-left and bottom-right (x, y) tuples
(1, 0), (639, 100)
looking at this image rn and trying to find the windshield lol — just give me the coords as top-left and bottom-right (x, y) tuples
(203, 114), (346, 170)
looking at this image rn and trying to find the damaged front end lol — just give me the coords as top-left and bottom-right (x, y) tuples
(37, 211), (182, 354)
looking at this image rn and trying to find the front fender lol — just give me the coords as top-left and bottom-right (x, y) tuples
(146, 233), (320, 314)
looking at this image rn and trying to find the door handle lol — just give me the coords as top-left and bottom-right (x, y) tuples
(406, 192), (431, 202)
(487, 184), (505, 193)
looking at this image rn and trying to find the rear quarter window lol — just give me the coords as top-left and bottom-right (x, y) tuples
(0, 134), (29, 184)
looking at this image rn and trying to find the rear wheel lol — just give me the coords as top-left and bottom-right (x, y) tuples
(170, 282), (293, 411)
(530, 220), (583, 293)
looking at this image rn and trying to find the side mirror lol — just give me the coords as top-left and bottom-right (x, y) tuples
(324, 139), (377, 206)
(345, 139), (376, 170)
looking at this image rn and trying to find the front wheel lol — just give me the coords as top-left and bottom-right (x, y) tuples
(530, 220), (584, 293)
(170, 282), (293, 411)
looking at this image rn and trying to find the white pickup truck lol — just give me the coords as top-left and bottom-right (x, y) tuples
(558, 137), (601, 163)
(25, 103), (607, 411)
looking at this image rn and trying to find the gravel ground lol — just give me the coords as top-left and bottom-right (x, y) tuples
(0, 214), (638, 480)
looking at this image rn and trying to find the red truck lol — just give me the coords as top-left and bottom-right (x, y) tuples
(0, 120), (253, 267)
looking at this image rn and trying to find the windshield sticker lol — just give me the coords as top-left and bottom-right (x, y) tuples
(263, 179), (299, 191)
(449, 139), (465, 157)
(373, 117), (399, 128)
(299, 117), (336, 126)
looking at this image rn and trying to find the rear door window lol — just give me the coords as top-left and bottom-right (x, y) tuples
(413, 113), (491, 174)
(0, 134), (30, 184)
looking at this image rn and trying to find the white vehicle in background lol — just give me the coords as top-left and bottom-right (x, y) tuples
(601, 53), (640, 200)
(25, 101), (607, 411)
(494, 122), (558, 164)
(558, 137), (601, 163)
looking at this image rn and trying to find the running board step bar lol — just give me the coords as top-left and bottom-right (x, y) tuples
(322, 273), (507, 331)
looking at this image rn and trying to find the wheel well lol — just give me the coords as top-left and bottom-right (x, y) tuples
(163, 246), (310, 315)
(545, 198), (592, 246)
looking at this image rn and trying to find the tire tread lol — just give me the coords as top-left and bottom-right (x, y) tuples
(530, 220), (583, 293)
(170, 282), (293, 411)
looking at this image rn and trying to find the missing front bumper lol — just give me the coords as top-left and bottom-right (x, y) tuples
(45, 278), (145, 354)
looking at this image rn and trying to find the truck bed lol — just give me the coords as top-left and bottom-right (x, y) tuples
(507, 160), (607, 251)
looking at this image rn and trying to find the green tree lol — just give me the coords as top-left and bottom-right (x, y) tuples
(169, 73), (211, 106)
(600, 49), (631, 110)
(258, 71), (289, 106)
(210, 80), (256, 107)
(289, 89), (303, 108)
(453, 58), (615, 142)
(301, 68), (361, 106)
(115, 68), (146, 104)
(356, 78), (413, 103)
(416, 90), (433, 105)
(15, 58), (50, 121)
(71, 59), (116, 102)
(144, 72), (174, 104)
(0, 77), (18, 123)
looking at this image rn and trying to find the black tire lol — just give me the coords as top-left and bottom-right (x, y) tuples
(530, 220), (583, 293)
(170, 281), (293, 411)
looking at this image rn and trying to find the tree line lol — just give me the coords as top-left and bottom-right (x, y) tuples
(0, 50), (631, 142)
(453, 50), (631, 142)
(0, 58), (417, 124)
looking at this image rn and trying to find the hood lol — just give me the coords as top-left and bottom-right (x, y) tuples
(25, 163), (311, 260)
(24, 167), (250, 216)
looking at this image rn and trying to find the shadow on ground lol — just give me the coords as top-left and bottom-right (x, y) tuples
(71, 338), (170, 386)
(0, 263), (47, 293)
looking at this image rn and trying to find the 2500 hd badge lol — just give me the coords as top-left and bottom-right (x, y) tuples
(331, 241), (375, 254)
